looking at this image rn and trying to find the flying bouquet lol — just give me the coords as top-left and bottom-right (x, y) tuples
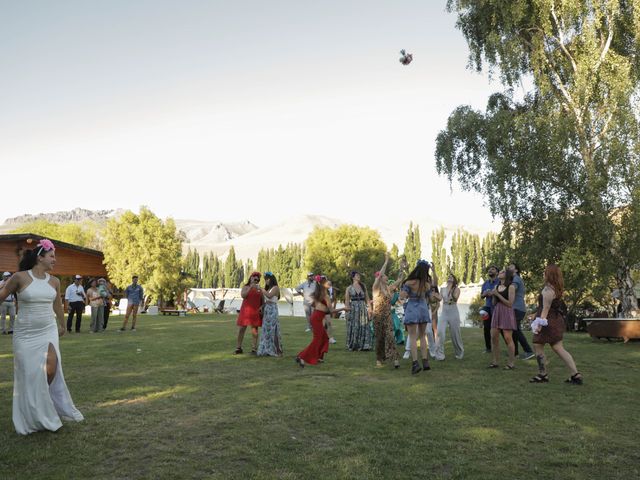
(399, 49), (413, 65)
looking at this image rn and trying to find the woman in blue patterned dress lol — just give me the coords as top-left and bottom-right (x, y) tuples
(257, 272), (283, 357)
(344, 271), (373, 351)
(400, 260), (437, 374)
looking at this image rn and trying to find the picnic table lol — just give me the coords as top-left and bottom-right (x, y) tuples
(161, 309), (187, 317)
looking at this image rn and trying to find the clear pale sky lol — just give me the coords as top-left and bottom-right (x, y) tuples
(0, 1), (504, 229)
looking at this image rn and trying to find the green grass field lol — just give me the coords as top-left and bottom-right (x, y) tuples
(0, 314), (638, 480)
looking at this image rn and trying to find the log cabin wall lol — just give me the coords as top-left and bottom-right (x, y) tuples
(0, 235), (107, 278)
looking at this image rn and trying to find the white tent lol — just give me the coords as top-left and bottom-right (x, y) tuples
(187, 288), (242, 312)
(187, 287), (298, 315)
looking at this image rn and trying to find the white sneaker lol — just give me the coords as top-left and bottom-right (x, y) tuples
(402, 351), (411, 360)
(305, 328), (311, 332)
(329, 337), (337, 344)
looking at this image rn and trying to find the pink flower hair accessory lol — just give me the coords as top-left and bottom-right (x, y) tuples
(374, 271), (381, 278)
(314, 275), (323, 283)
(36, 239), (55, 255)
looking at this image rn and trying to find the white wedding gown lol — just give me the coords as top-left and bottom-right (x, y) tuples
(13, 270), (84, 435)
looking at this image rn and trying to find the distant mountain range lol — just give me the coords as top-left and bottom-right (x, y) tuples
(1, 208), (497, 261)
(1, 208), (124, 227)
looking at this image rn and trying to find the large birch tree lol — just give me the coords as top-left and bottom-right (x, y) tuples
(437, 0), (640, 315)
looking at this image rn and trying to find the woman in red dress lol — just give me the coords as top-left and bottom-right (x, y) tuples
(234, 272), (264, 355)
(296, 276), (348, 367)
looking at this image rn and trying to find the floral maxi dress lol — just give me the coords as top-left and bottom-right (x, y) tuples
(257, 299), (282, 356)
(346, 286), (373, 351)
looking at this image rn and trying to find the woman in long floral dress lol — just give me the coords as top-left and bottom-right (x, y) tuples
(257, 272), (283, 357)
(345, 271), (373, 351)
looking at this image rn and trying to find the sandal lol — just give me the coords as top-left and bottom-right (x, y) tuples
(565, 372), (583, 385)
(422, 359), (431, 371)
(487, 364), (499, 369)
(503, 365), (515, 370)
(295, 357), (305, 368)
(411, 360), (422, 375)
(529, 373), (549, 383)
(233, 347), (243, 355)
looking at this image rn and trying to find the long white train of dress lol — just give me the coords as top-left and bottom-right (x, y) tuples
(13, 271), (84, 435)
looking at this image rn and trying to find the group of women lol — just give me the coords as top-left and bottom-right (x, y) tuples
(0, 239), (582, 437)
(232, 255), (465, 375)
(233, 255), (583, 385)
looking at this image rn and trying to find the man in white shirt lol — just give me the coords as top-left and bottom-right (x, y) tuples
(65, 275), (86, 333)
(0, 272), (16, 334)
(295, 273), (316, 332)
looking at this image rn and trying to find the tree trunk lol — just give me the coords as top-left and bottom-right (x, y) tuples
(616, 265), (638, 318)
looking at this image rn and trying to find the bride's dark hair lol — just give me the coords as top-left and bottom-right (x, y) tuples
(19, 248), (48, 271)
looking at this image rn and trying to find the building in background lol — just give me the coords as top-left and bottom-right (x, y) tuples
(0, 233), (107, 280)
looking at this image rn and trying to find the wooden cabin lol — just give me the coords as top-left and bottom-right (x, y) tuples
(0, 233), (107, 278)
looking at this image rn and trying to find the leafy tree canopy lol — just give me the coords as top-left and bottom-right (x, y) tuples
(103, 207), (184, 303)
(439, 0), (640, 315)
(304, 225), (387, 298)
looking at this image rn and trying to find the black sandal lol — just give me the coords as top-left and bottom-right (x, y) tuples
(295, 357), (305, 368)
(503, 364), (515, 370)
(565, 372), (583, 385)
(411, 360), (422, 375)
(233, 347), (243, 355)
(529, 373), (549, 383)
(487, 364), (499, 369)
(422, 359), (431, 371)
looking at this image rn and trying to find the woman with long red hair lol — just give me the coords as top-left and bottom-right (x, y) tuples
(529, 264), (582, 384)
(234, 272), (264, 355)
(296, 276), (349, 368)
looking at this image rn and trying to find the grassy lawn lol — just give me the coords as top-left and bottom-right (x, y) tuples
(0, 313), (638, 479)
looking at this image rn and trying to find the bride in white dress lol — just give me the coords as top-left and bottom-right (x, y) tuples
(0, 239), (83, 435)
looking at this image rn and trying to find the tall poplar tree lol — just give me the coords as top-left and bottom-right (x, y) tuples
(403, 222), (422, 268)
